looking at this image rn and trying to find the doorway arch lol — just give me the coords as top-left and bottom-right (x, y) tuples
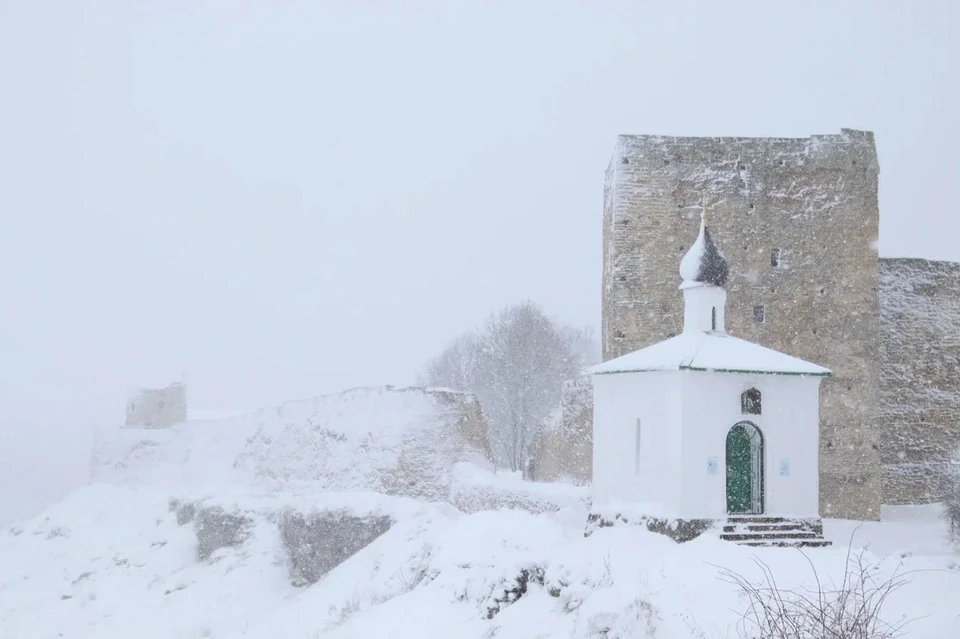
(726, 421), (764, 515)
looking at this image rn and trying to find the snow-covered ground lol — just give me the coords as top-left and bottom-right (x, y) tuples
(2, 388), (958, 638)
(2, 482), (958, 639)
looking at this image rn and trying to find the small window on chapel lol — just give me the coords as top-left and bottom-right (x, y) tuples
(771, 248), (781, 267)
(711, 307), (717, 330)
(742, 388), (761, 415)
(753, 306), (765, 323)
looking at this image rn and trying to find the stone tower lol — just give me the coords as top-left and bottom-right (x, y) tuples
(602, 129), (882, 520)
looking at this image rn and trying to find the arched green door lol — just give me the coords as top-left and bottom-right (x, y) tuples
(726, 422), (764, 514)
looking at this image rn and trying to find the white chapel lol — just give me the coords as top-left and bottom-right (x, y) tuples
(588, 200), (831, 522)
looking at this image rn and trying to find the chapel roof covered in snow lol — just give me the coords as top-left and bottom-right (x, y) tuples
(678, 196), (728, 288)
(586, 330), (832, 377)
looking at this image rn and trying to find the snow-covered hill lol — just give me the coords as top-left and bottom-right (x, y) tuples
(3, 386), (959, 638)
(2, 485), (959, 638)
(90, 386), (492, 501)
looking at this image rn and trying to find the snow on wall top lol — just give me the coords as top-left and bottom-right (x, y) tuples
(586, 330), (831, 376)
(613, 128), (879, 173)
(92, 386), (492, 502)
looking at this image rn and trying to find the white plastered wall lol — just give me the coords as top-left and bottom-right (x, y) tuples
(593, 369), (822, 520)
(592, 371), (682, 513)
(679, 371), (821, 519)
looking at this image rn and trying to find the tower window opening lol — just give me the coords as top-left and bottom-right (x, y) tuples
(771, 248), (781, 267)
(741, 388), (762, 415)
(753, 306), (765, 323)
(711, 307), (717, 330)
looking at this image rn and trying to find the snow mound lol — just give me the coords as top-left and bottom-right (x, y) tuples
(92, 386), (493, 501)
(450, 462), (591, 515)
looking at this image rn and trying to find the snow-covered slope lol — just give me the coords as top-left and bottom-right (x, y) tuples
(91, 386), (492, 501)
(6, 385), (959, 638)
(2, 485), (959, 639)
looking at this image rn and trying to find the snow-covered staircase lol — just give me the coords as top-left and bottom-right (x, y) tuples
(720, 516), (832, 548)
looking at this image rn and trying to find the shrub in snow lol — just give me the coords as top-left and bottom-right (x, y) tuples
(450, 463), (591, 515)
(194, 506), (252, 561)
(709, 547), (910, 639)
(483, 565), (547, 619)
(585, 510), (714, 543)
(279, 509), (393, 586)
(169, 498), (198, 525)
(45, 526), (71, 540)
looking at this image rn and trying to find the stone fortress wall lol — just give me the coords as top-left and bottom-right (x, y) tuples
(528, 377), (594, 485)
(879, 258), (960, 504)
(531, 128), (960, 520)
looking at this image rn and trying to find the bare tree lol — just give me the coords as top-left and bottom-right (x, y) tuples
(421, 301), (595, 474)
(418, 332), (479, 393)
(560, 324), (601, 369)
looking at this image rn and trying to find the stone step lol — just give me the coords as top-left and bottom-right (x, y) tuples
(740, 539), (833, 548)
(720, 516), (830, 548)
(720, 531), (820, 542)
(722, 523), (806, 533)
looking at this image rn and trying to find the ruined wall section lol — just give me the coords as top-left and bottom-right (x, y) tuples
(528, 376), (593, 484)
(125, 382), (187, 429)
(602, 129), (882, 520)
(879, 258), (960, 503)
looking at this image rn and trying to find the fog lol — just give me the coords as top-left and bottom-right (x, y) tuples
(1, 0), (957, 524)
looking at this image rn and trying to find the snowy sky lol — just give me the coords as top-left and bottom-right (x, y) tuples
(1, 0), (958, 523)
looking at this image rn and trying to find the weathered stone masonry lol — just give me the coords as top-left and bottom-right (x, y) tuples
(602, 129), (883, 520)
(529, 129), (960, 518)
(879, 258), (960, 504)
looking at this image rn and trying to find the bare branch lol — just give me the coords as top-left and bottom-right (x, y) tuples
(709, 544), (915, 639)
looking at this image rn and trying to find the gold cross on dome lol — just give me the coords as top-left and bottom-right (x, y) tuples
(701, 190), (710, 225)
